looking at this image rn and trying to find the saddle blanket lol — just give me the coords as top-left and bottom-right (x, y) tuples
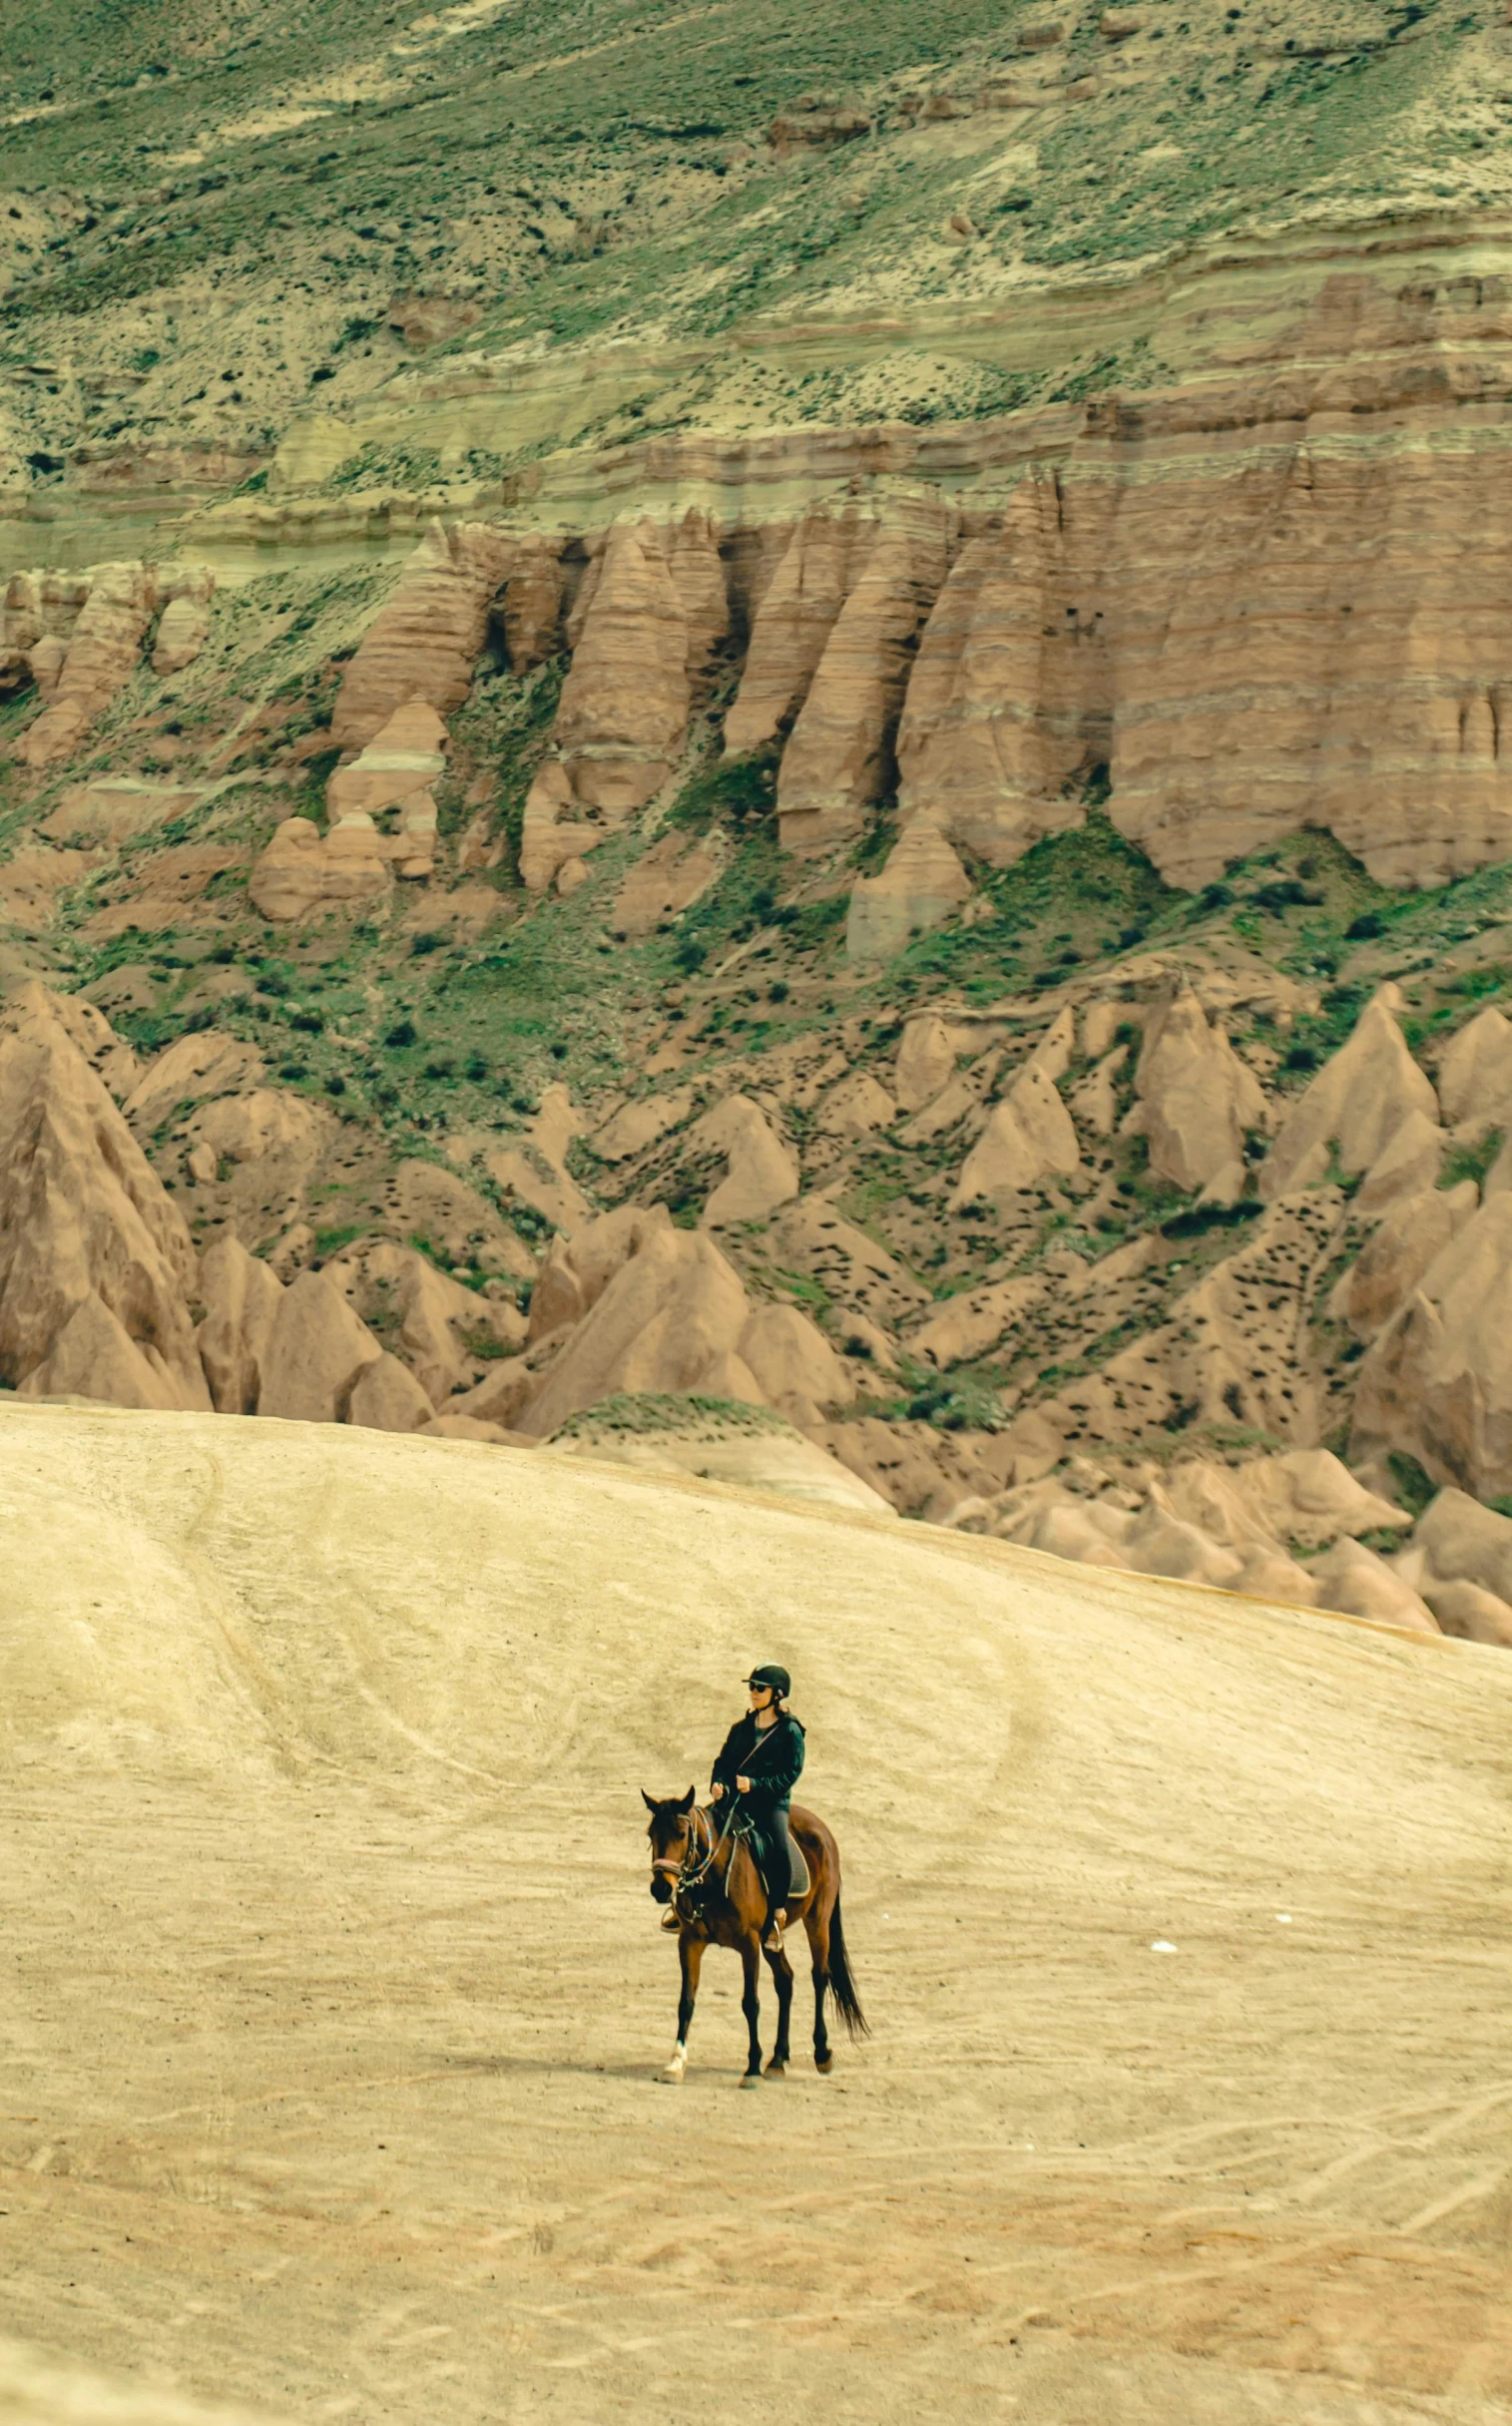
(718, 1814), (808, 1899)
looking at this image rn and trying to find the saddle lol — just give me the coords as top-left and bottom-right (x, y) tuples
(688, 1807), (809, 1906)
(727, 1813), (808, 1901)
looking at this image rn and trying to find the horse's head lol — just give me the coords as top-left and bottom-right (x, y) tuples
(642, 1786), (697, 1902)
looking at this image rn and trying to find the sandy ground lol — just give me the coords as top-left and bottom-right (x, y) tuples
(4, 1400), (1512, 2425)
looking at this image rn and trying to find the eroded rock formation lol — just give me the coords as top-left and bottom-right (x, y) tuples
(776, 492), (955, 857)
(688, 1095), (800, 1227)
(197, 1233), (284, 1417)
(11, 944), (1512, 1644)
(150, 562), (216, 677)
(521, 512), (726, 891)
(330, 521), (514, 751)
(213, 255), (1505, 903)
(516, 1218), (841, 1437)
(724, 495), (879, 758)
(0, 985), (207, 1408)
(894, 475), (1097, 866)
(6, 559), (215, 767)
(1351, 1194), (1512, 1500)
(251, 816), (390, 921)
(1132, 982), (1267, 1198)
(325, 700), (448, 883)
(21, 563), (158, 767)
(257, 1270), (383, 1423)
(6, 184), (1512, 1643)
(1261, 988), (1437, 1201)
(846, 820), (971, 963)
(945, 1447), (1433, 1631)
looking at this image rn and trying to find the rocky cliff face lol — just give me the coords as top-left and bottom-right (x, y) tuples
(329, 525), (513, 753)
(895, 482), (1093, 870)
(121, 227), (1491, 918)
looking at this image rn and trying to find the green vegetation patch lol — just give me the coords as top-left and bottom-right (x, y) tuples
(1386, 1450), (1439, 1521)
(665, 746), (779, 835)
(326, 442), (444, 494)
(449, 658), (565, 877)
(1441, 1127), (1505, 1193)
(553, 1391), (798, 1440)
(895, 1370), (1009, 1432)
(883, 801), (1184, 1004)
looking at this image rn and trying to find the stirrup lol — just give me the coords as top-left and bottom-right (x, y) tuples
(762, 1910), (786, 1949)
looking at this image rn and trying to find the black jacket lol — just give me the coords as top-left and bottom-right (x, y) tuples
(711, 1710), (805, 1816)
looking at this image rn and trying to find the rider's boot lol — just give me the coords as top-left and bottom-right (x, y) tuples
(762, 1905), (786, 1950)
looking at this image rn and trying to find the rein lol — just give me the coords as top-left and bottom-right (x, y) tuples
(655, 1716), (795, 1923)
(663, 1801), (738, 1924)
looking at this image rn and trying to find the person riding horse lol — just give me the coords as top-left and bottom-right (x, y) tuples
(663, 1665), (804, 1948)
(643, 1662), (863, 2084)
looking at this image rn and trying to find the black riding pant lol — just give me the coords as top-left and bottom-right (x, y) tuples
(762, 1803), (793, 1933)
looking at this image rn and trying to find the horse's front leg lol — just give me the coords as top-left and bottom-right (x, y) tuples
(763, 1942), (794, 2076)
(739, 1935), (763, 2087)
(661, 1934), (704, 2084)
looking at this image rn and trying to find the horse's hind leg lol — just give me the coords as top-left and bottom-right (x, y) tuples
(807, 1907), (833, 2074)
(662, 1935), (704, 2084)
(762, 1943), (794, 2075)
(739, 1936), (763, 2087)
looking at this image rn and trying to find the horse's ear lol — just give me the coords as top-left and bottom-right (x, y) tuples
(641, 1789), (658, 1811)
(678, 1785), (696, 1812)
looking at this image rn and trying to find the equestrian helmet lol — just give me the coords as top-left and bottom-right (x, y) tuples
(747, 1663), (791, 1698)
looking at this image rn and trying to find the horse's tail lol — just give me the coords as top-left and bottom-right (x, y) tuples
(827, 1891), (869, 2041)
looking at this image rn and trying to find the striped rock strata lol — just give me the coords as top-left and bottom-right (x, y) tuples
(292, 246), (1512, 914)
(519, 510), (727, 891)
(11, 560), (215, 767)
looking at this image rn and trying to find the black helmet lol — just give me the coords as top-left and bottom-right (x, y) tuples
(747, 1664), (790, 1698)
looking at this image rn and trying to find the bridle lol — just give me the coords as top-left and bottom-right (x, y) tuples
(651, 1803), (733, 1921)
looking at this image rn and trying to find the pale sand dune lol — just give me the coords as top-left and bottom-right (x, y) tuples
(3, 1398), (1512, 2423)
(0, 2337), (299, 2426)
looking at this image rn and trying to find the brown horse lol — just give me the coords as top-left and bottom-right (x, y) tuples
(641, 1788), (867, 2086)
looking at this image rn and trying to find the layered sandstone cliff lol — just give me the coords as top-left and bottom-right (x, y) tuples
(167, 233), (1511, 917)
(4, 560), (215, 766)
(329, 523), (515, 751)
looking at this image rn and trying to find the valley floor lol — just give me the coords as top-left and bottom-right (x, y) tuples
(3, 1402), (1512, 2423)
